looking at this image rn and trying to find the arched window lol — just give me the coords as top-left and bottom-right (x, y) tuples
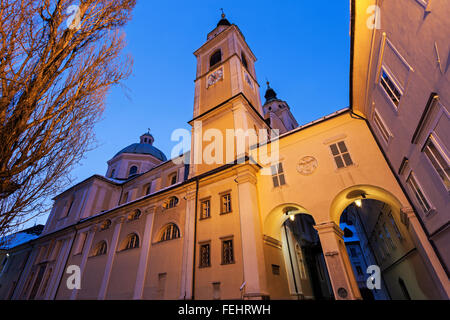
(128, 209), (141, 221)
(145, 183), (152, 195)
(169, 172), (177, 185)
(91, 241), (107, 257)
(128, 166), (138, 177)
(241, 52), (248, 69)
(110, 169), (116, 178)
(164, 196), (179, 209)
(100, 220), (111, 231)
(122, 233), (139, 251)
(159, 223), (180, 242)
(210, 49), (222, 68)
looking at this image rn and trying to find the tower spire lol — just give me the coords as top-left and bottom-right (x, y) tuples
(216, 9), (231, 27)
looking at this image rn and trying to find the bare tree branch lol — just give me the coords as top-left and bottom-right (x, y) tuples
(0, 0), (136, 238)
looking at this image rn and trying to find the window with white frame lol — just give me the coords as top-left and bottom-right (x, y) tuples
(271, 163), (286, 187)
(329, 141), (354, 169)
(422, 134), (450, 190)
(200, 199), (211, 220)
(164, 196), (179, 209)
(159, 223), (180, 242)
(220, 193), (232, 214)
(91, 241), (107, 257)
(373, 109), (392, 144)
(407, 173), (432, 214)
(380, 67), (402, 107)
(122, 233), (139, 250)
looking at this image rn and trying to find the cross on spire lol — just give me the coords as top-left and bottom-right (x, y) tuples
(220, 8), (225, 18)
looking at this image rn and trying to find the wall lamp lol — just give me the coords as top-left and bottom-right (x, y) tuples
(354, 193), (367, 208)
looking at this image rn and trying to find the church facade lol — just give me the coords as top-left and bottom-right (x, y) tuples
(0, 9), (448, 300)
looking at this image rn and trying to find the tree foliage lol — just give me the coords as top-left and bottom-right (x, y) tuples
(0, 0), (136, 237)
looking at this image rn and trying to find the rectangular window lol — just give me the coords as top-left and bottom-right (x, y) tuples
(200, 199), (211, 220)
(271, 163), (286, 187)
(423, 135), (450, 190)
(157, 273), (167, 300)
(388, 212), (402, 239)
(330, 141), (353, 168)
(350, 247), (357, 258)
(220, 194), (232, 214)
(373, 110), (392, 143)
(222, 239), (234, 265)
(407, 173), (432, 214)
(380, 69), (402, 107)
(199, 243), (211, 268)
(272, 264), (280, 275)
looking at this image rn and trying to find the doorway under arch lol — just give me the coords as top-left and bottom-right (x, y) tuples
(281, 212), (334, 300)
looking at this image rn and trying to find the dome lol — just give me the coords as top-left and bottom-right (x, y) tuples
(114, 143), (167, 161)
(264, 82), (278, 102)
(114, 131), (167, 161)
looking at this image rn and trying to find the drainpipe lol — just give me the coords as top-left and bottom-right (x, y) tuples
(191, 178), (199, 300)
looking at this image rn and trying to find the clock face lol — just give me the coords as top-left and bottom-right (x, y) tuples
(207, 68), (223, 88)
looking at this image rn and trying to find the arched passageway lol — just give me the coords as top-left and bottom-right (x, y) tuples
(262, 185), (444, 300)
(331, 187), (443, 300)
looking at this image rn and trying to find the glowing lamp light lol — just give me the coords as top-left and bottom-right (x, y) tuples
(355, 199), (362, 207)
(289, 214), (295, 221)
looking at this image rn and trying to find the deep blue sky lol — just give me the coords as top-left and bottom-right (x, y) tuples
(33, 1), (350, 226)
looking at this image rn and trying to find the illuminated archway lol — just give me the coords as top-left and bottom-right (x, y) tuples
(329, 184), (404, 225)
(263, 203), (311, 241)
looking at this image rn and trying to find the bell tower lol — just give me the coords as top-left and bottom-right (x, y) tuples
(189, 13), (270, 176)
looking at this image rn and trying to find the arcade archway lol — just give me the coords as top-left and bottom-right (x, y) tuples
(330, 186), (443, 300)
(263, 204), (333, 300)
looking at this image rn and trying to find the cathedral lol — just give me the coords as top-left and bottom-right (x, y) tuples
(0, 5), (449, 300)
